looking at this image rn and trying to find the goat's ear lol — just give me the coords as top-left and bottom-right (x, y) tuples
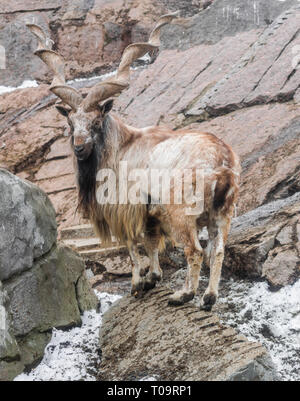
(99, 99), (114, 116)
(56, 105), (70, 118)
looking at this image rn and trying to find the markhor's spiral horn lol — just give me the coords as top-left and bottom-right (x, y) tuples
(27, 11), (179, 112)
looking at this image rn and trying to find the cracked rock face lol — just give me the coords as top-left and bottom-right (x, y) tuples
(99, 287), (277, 381)
(0, 171), (98, 381)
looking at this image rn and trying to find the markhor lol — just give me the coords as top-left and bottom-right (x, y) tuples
(107, 386), (142, 399)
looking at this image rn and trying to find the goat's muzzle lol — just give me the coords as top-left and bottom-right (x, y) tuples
(74, 143), (93, 161)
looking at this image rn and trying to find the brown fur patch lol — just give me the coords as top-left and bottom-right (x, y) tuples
(213, 168), (234, 210)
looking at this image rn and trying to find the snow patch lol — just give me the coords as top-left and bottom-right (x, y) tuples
(14, 292), (122, 382)
(0, 64), (145, 96)
(0, 80), (38, 95)
(67, 70), (117, 85)
(218, 279), (300, 381)
(67, 65), (143, 85)
(140, 376), (158, 381)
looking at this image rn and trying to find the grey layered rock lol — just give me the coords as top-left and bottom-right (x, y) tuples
(0, 169), (57, 281)
(224, 193), (300, 287)
(99, 287), (277, 381)
(5, 245), (86, 337)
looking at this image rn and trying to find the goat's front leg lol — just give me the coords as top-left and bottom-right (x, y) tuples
(169, 243), (203, 306)
(200, 220), (230, 311)
(128, 243), (145, 298)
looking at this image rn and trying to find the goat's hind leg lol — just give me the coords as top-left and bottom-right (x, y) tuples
(168, 234), (203, 306)
(200, 217), (231, 311)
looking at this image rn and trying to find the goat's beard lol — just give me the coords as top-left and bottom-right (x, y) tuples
(76, 144), (99, 217)
(75, 121), (107, 217)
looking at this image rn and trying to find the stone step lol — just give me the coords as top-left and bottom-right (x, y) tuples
(60, 224), (95, 240)
(79, 246), (129, 261)
(63, 237), (102, 251)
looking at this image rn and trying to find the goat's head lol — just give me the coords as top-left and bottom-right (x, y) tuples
(27, 12), (179, 161)
(56, 100), (113, 160)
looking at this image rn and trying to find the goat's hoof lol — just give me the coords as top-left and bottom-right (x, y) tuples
(143, 279), (156, 291)
(139, 266), (150, 277)
(200, 293), (217, 311)
(131, 280), (145, 298)
(168, 291), (194, 306)
(143, 272), (161, 291)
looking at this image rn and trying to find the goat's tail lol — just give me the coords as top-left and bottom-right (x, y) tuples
(213, 167), (237, 211)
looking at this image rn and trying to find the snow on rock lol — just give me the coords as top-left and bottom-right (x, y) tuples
(14, 292), (122, 382)
(0, 80), (38, 95)
(139, 376), (158, 381)
(0, 65), (145, 96)
(13, 278), (300, 381)
(67, 70), (117, 85)
(218, 279), (300, 381)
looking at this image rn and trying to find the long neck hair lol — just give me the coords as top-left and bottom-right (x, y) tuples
(76, 116), (109, 218)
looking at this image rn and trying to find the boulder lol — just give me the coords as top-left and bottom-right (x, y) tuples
(99, 287), (277, 381)
(0, 170), (98, 381)
(0, 87), (80, 229)
(224, 193), (300, 287)
(0, 168), (57, 281)
(5, 245), (94, 337)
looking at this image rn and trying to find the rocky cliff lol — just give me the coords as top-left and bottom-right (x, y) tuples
(0, 0), (299, 381)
